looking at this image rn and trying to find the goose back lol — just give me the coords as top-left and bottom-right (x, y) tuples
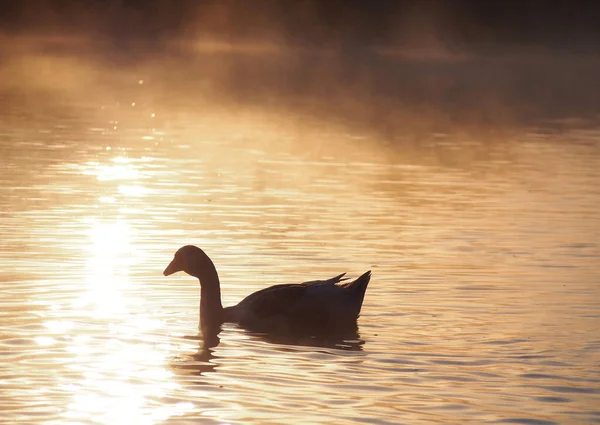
(223, 271), (371, 333)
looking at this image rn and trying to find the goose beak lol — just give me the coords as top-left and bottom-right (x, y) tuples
(163, 258), (180, 276)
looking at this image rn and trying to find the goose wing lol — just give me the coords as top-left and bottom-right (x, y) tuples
(236, 272), (346, 315)
(230, 273), (347, 327)
(232, 272), (370, 332)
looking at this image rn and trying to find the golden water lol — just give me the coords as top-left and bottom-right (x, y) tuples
(1, 98), (599, 425)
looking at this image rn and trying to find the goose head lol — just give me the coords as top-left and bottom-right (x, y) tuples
(163, 245), (206, 278)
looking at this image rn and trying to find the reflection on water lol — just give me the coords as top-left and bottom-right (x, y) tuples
(172, 328), (364, 385)
(1, 96), (599, 425)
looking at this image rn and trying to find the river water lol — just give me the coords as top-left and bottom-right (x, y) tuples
(1, 88), (599, 425)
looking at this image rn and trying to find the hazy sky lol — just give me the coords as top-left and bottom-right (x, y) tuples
(1, 0), (599, 51)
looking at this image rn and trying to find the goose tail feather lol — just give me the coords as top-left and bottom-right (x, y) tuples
(340, 270), (371, 292)
(333, 272), (349, 282)
(340, 270), (371, 320)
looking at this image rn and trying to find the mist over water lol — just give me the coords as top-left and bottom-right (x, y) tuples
(1, 1), (600, 424)
(2, 0), (600, 135)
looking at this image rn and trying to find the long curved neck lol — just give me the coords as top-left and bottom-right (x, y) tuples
(192, 253), (224, 331)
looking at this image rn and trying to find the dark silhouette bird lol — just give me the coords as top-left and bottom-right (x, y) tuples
(163, 245), (371, 335)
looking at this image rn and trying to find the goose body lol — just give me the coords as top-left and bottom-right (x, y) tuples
(163, 245), (371, 334)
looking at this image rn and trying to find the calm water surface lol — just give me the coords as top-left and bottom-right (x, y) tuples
(1, 97), (599, 425)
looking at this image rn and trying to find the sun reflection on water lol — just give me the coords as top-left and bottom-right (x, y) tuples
(118, 184), (148, 197)
(78, 220), (132, 317)
(81, 156), (145, 182)
(53, 155), (197, 425)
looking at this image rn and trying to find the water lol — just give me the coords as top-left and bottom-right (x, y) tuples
(1, 95), (599, 425)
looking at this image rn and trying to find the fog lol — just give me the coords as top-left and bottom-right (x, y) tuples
(1, 0), (599, 140)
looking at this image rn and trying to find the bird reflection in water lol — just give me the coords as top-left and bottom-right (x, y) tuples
(170, 331), (221, 376)
(252, 327), (365, 352)
(171, 325), (365, 377)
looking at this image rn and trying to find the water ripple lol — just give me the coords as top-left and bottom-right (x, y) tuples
(1, 102), (599, 425)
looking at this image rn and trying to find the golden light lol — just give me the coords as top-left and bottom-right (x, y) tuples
(99, 196), (116, 203)
(118, 184), (148, 197)
(55, 153), (189, 424)
(34, 336), (58, 346)
(78, 219), (132, 317)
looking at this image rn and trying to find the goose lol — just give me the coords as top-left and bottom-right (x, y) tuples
(163, 245), (371, 335)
